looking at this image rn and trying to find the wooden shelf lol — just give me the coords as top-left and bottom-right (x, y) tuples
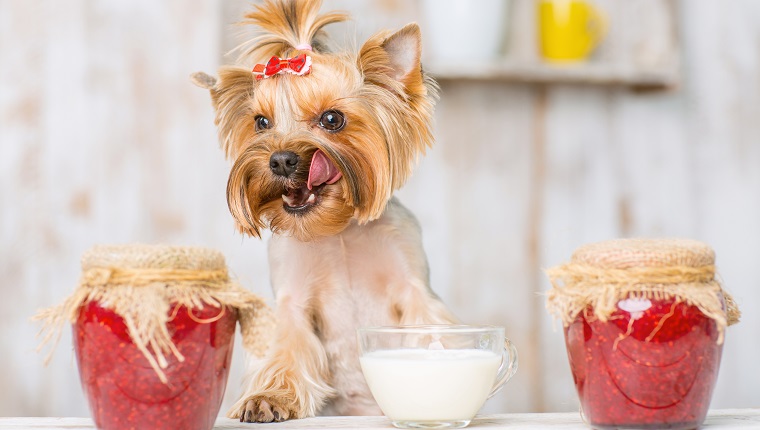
(420, 0), (681, 91)
(427, 61), (680, 90)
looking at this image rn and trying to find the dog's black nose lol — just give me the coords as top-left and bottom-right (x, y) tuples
(269, 151), (299, 177)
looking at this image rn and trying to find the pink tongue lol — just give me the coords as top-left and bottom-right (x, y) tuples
(307, 150), (342, 190)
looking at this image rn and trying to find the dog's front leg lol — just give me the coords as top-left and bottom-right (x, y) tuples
(229, 291), (334, 423)
(395, 277), (459, 326)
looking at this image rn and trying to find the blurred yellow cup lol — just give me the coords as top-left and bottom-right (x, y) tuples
(538, 0), (606, 62)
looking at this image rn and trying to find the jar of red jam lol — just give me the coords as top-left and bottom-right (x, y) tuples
(546, 239), (740, 430)
(36, 245), (273, 430)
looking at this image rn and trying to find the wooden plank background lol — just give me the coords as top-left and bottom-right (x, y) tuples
(1, 0), (758, 418)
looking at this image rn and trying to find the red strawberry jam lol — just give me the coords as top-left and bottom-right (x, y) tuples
(74, 301), (236, 430)
(564, 297), (723, 429)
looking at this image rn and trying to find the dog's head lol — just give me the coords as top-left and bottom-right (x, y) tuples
(193, 0), (437, 241)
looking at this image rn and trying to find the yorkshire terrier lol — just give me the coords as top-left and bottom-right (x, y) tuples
(192, 0), (457, 422)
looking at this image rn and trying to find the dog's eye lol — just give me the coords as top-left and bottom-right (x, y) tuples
(255, 115), (272, 132)
(319, 110), (345, 132)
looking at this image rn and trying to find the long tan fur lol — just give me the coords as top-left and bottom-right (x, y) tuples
(193, 0), (456, 422)
(238, 0), (348, 60)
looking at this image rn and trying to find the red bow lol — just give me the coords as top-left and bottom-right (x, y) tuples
(252, 54), (312, 80)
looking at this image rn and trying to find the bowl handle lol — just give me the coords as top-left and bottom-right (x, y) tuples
(489, 337), (518, 398)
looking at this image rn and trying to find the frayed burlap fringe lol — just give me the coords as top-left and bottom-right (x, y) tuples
(34, 245), (275, 384)
(546, 263), (740, 344)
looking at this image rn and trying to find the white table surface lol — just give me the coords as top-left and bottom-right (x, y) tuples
(1, 409), (758, 429)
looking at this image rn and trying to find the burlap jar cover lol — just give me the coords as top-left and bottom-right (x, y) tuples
(545, 238), (740, 343)
(35, 244), (275, 383)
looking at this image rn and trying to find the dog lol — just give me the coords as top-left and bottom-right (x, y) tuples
(192, 0), (457, 422)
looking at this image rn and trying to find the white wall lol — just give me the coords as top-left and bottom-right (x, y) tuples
(0, 0), (757, 417)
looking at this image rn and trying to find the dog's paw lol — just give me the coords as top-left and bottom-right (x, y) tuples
(236, 394), (296, 423)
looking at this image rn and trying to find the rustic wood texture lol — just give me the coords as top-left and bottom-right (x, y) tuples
(1, 0), (758, 418)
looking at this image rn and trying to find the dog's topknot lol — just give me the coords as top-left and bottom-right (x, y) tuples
(238, 0), (348, 62)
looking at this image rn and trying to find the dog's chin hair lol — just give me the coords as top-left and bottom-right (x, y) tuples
(226, 133), (370, 241)
(260, 188), (355, 241)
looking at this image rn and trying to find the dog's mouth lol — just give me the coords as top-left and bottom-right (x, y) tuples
(281, 150), (342, 213)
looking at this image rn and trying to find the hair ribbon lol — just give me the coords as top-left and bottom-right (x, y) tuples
(252, 54), (312, 80)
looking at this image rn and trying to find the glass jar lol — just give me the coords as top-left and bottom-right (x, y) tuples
(547, 239), (739, 430)
(35, 244), (273, 430)
(565, 298), (723, 429)
(74, 301), (236, 430)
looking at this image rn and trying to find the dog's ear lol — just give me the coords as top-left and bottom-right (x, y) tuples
(193, 66), (256, 159)
(358, 23), (426, 96)
(194, 69), (262, 237)
(356, 23), (437, 205)
(190, 71), (218, 90)
(380, 23), (423, 86)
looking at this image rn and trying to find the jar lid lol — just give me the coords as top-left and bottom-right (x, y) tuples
(570, 238), (715, 269)
(36, 243), (274, 383)
(82, 244), (226, 271)
(546, 238), (739, 344)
